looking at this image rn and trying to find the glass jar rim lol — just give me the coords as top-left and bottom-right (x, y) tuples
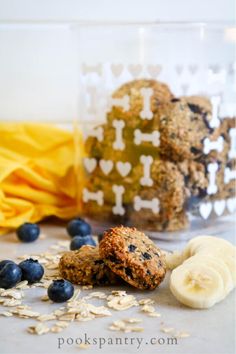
(0, 20), (235, 30)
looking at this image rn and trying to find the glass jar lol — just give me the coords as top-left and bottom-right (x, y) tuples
(76, 22), (236, 239)
(0, 22), (82, 234)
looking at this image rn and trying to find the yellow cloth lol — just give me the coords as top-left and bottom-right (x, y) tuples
(0, 123), (84, 235)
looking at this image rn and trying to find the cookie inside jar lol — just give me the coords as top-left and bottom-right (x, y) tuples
(82, 78), (235, 232)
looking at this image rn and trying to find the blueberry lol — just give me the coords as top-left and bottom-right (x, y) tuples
(0, 263), (22, 289)
(0, 260), (15, 271)
(47, 279), (74, 302)
(18, 258), (44, 283)
(67, 218), (92, 237)
(142, 252), (152, 260)
(70, 235), (96, 250)
(128, 244), (137, 253)
(16, 223), (40, 243)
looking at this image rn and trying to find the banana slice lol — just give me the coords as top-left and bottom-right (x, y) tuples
(220, 255), (236, 286)
(164, 251), (184, 270)
(183, 254), (234, 296)
(196, 249), (236, 286)
(170, 263), (224, 309)
(183, 236), (236, 259)
(189, 239), (236, 286)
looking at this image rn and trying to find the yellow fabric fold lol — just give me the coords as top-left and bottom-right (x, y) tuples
(0, 122), (84, 235)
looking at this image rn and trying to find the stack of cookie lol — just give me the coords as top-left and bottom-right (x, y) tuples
(59, 226), (166, 290)
(84, 79), (235, 231)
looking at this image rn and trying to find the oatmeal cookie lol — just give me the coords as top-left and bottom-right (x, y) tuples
(107, 79), (173, 129)
(129, 158), (190, 231)
(156, 97), (213, 161)
(59, 246), (119, 286)
(84, 123), (137, 163)
(99, 226), (166, 290)
(85, 120), (158, 164)
(83, 75), (235, 231)
(130, 158), (208, 230)
(130, 209), (189, 232)
(83, 158), (210, 231)
(209, 159), (236, 201)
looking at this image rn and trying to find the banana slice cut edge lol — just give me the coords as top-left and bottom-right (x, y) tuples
(170, 263), (225, 309)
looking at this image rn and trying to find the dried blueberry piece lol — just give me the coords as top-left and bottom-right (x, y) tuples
(142, 252), (152, 260)
(109, 256), (121, 264)
(185, 188), (207, 210)
(184, 175), (190, 184)
(190, 146), (202, 155)
(187, 103), (202, 114)
(171, 98), (180, 103)
(147, 270), (151, 275)
(125, 267), (133, 278)
(94, 259), (104, 265)
(226, 161), (234, 169)
(128, 244), (137, 253)
(202, 112), (214, 133)
(162, 220), (169, 230)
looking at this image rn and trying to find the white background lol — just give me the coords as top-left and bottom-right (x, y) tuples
(0, 0), (235, 22)
(0, 0), (235, 121)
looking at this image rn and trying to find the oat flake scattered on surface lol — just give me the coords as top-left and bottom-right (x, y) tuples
(174, 331), (190, 338)
(148, 312), (161, 317)
(0, 240), (191, 340)
(27, 323), (50, 335)
(15, 281), (29, 289)
(78, 343), (90, 349)
(160, 327), (175, 334)
(2, 299), (22, 307)
(109, 319), (144, 333)
(138, 298), (155, 305)
(82, 285), (93, 290)
(123, 318), (142, 324)
(0, 311), (13, 317)
(37, 314), (56, 322)
(40, 295), (49, 302)
(13, 309), (40, 318)
(140, 304), (156, 313)
(107, 292), (138, 311)
(0, 289), (23, 300)
(84, 292), (107, 300)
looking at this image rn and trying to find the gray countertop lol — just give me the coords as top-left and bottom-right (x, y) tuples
(0, 217), (235, 354)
